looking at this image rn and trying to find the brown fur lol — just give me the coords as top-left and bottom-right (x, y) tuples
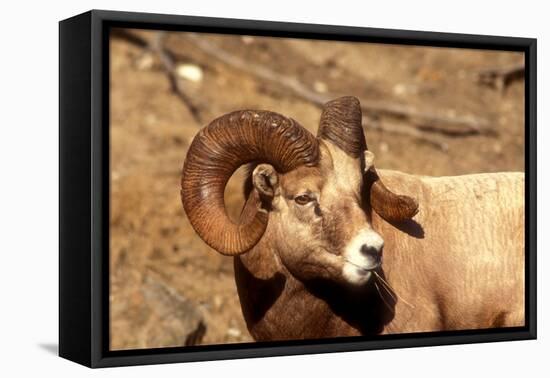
(235, 165), (525, 340)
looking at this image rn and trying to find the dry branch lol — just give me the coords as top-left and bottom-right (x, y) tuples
(151, 32), (202, 123)
(183, 33), (493, 139)
(477, 63), (525, 92)
(111, 28), (149, 48)
(364, 118), (449, 151)
(113, 29), (495, 147)
(111, 29), (203, 123)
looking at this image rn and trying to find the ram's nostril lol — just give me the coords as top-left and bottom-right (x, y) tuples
(360, 244), (381, 260)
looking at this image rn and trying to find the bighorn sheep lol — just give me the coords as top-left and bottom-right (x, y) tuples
(181, 96), (524, 340)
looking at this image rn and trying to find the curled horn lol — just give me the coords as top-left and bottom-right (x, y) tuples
(181, 110), (319, 255)
(366, 169), (419, 222)
(318, 96), (366, 157)
(318, 96), (418, 222)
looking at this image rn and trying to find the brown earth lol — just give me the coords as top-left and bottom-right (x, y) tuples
(109, 29), (525, 350)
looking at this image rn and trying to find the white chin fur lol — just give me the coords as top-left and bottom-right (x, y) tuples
(343, 263), (372, 286)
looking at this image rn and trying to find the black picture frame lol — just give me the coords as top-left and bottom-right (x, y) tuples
(59, 9), (537, 368)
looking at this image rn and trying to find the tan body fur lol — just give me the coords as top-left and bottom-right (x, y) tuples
(235, 170), (525, 340)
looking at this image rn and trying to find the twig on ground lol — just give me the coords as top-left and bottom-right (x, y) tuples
(477, 63), (525, 92)
(364, 118), (449, 151)
(113, 29), (495, 146)
(111, 29), (203, 124)
(111, 28), (149, 48)
(183, 33), (493, 138)
(151, 32), (202, 123)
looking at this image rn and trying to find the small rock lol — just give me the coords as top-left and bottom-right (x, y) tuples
(393, 83), (407, 96)
(213, 295), (223, 311)
(241, 36), (255, 45)
(313, 81), (328, 93)
(141, 275), (206, 347)
(379, 142), (389, 153)
(145, 113), (157, 126)
(227, 327), (242, 338)
(392, 83), (418, 96)
(175, 64), (203, 83)
(446, 108), (457, 117)
(136, 53), (154, 70)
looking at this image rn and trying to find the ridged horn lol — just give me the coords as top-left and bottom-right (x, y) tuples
(366, 169), (419, 222)
(318, 96), (366, 158)
(318, 96), (418, 222)
(181, 110), (319, 255)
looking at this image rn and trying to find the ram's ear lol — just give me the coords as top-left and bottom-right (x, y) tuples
(252, 164), (280, 202)
(363, 151), (375, 172)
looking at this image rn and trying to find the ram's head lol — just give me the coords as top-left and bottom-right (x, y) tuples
(181, 96), (418, 286)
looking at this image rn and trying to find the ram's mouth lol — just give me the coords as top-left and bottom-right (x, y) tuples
(344, 259), (381, 272)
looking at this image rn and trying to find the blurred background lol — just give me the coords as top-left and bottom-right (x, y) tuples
(109, 28), (524, 350)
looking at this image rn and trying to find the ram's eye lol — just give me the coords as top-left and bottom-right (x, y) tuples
(295, 194), (314, 205)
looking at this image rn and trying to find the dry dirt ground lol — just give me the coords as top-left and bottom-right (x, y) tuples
(109, 29), (525, 350)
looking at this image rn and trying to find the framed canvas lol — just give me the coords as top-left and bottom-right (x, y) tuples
(59, 9), (537, 368)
